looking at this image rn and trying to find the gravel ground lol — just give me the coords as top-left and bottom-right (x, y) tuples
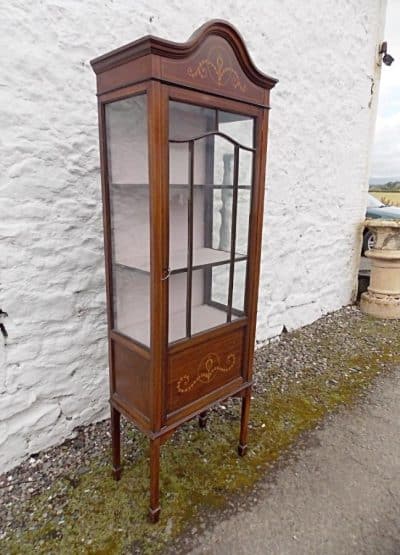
(0, 305), (398, 547)
(0, 418), (146, 540)
(253, 305), (382, 392)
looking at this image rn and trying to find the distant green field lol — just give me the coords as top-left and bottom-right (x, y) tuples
(370, 191), (400, 207)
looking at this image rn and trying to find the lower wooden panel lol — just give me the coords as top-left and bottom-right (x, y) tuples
(112, 393), (151, 433)
(112, 339), (150, 419)
(161, 378), (250, 435)
(166, 327), (244, 414)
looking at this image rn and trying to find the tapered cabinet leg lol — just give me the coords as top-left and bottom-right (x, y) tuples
(199, 410), (208, 429)
(149, 438), (161, 523)
(111, 406), (122, 480)
(238, 389), (251, 457)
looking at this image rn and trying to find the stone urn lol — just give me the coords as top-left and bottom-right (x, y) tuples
(360, 219), (400, 318)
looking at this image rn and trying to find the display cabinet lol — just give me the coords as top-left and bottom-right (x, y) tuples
(91, 20), (277, 522)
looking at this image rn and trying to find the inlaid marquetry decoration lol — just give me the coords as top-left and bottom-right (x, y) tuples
(177, 353), (236, 393)
(187, 50), (247, 92)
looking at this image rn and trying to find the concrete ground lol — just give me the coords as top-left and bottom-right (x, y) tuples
(190, 368), (400, 555)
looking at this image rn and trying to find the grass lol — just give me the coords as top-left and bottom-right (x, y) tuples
(370, 191), (400, 207)
(2, 312), (400, 554)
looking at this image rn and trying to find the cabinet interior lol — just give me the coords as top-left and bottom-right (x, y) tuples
(106, 96), (254, 347)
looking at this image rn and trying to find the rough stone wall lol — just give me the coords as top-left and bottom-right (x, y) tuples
(0, 0), (386, 472)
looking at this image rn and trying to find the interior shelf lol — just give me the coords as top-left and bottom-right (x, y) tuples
(115, 247), (247, 274)
(116, 303), (239, 346)
(112, 182), (251, 189)
(168, 304), (238, 342)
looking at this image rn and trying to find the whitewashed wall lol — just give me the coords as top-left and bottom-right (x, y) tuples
(0, 0), (386, 472)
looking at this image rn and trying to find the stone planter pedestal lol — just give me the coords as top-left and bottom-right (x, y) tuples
(360, 219), (400, 319)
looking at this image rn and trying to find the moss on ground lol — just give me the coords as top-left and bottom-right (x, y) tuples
(2, 312), (400, 554)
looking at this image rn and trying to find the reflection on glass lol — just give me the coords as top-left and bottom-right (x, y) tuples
(168, 272), (188, 342)
(236, 189), (251, 255)
(236, 150), (253, 255)
(219, 153), (234, 252)
(169, 101), (215, 140)
(212, 135), (234, 185)
(211, 264), (230, 307)
(191, 268), (228, 336)
(219, 110), (254, 148)
(192, 136), (212, 185)
(238, 149), (253, 188)
(211, 137), (235, 254)
(106, 94), (150, 346)
(211, 260), (247, 316)
(232, 260), (247, 313)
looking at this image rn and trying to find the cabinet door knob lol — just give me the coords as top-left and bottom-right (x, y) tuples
(161, 267), (171, 281)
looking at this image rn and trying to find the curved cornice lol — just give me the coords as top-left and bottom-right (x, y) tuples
(90, 20), (278, 89)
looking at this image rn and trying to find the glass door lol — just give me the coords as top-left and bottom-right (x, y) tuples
(168, 99), (255, 343)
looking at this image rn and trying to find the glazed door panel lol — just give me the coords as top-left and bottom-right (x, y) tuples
(168, 95), (256, 344)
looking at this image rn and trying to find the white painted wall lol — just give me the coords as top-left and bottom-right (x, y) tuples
(0, 0), (386, 472)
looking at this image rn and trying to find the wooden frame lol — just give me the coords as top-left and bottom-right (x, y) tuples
(91, 19), (277, 522)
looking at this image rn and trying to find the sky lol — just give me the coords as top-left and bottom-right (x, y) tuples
(370, 0), (400, 180)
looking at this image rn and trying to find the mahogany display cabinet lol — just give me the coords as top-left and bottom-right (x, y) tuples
(91, 20), (277, 522)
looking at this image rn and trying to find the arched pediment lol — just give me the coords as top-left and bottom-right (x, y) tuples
(186, 20), (277, 90)
(91, 20), (277, 105)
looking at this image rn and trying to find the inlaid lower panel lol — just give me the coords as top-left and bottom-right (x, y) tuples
(166, 327), (244, 414)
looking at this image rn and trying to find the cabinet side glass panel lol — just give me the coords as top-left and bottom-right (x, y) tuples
(105, 94), (150, 346)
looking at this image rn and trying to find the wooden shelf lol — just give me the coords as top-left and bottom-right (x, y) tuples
(115, 247), (247, 274)
(171, 184), (252, 190)
(169, 304), (238, 342)
(112, 182), (251, 190)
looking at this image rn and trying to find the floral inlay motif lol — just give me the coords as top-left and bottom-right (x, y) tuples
(187, 54), (246, 92)
(177, 353), (236, 393)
